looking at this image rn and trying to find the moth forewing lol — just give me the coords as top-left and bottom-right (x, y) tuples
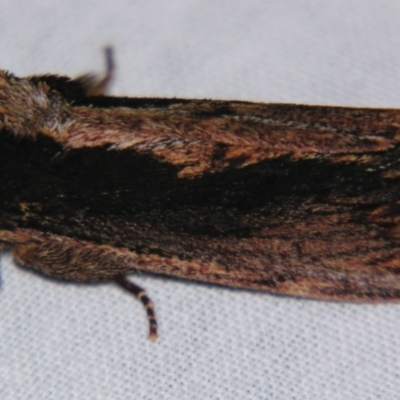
(1, 49), (400, 339)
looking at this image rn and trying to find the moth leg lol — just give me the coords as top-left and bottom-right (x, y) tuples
(8, 230), (158, 340)
(115, 274), (158, 341)
(76, 46), (115, 96)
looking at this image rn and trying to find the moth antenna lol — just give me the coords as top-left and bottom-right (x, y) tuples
(76, 46), (115, 96)
(114, 274), (158, 341)
(104, 47), (115, 81)
(99, 46), (115, 92)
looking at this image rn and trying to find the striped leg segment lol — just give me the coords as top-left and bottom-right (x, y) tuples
(114, 274), (158, 341)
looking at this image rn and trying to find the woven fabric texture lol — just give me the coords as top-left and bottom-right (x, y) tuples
(1, 1), (400, 399)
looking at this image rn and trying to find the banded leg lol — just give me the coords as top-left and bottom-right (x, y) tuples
(115, 274), (158, 341)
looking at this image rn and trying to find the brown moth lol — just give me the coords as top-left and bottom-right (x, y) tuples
(1, 48), (400, 340)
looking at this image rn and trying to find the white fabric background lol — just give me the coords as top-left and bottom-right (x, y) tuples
(1, 1), (400, 399)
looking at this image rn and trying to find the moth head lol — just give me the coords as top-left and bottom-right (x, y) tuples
(0, 70), (69, 138)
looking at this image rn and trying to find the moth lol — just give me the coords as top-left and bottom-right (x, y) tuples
(1, 48), (400, 340)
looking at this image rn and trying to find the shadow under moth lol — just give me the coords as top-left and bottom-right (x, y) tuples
(1, 48), (400, 340)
